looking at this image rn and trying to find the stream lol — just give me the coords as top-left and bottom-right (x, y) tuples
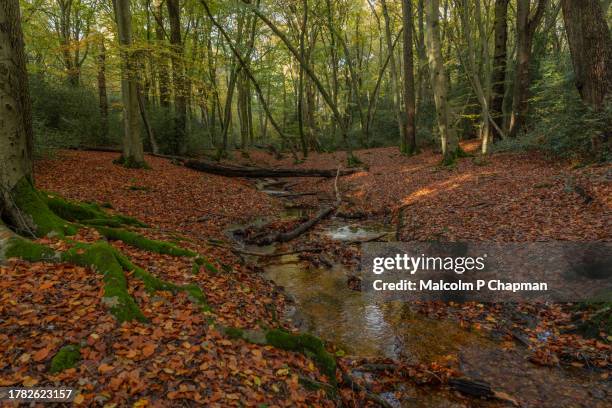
(230, 179), (611, 407)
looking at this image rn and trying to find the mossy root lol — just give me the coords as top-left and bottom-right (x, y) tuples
(62, 242), (146, 323)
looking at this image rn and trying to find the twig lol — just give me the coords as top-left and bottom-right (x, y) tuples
(341, 372), (394, 408)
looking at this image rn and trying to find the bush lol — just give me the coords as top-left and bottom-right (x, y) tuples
(495, 59), (611, 162)
(29, 74), (121, 151)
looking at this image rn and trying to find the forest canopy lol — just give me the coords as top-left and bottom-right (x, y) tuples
(20, 0), (612, 163)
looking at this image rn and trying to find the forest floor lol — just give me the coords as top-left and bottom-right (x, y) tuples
(1, 143), (610, 407)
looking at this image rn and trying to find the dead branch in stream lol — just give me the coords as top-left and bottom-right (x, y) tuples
(234, 247), (323, 257)
(254, 168), (343, 245)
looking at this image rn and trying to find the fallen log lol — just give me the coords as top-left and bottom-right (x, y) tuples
(255, 206), (336, 245)
(185, 158), (356, 178)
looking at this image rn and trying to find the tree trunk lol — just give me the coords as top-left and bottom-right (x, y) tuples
(401, 0), (417, 154)
(153, 0), (171, 109)
(508, 0), (548, 138)
(424, 0), (457, 162)
(381, 0), (407, 150)
(97, 35), (109, 144)
(0, 0), (36, 232)
(113, 0), (145, 167)
(491, 0), (509, 140)
(167, 0), (187, 155)
(561, 0), (612, 109)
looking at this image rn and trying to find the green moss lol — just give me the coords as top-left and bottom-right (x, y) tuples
(11, 179), (77, 237)
(49, 345), (81, 373)
(95, 227), (196, 257)
(5, 237), (57, 262)
(195, 257), (219, 274)
(63, 242), (146, 323)
(224, 327), (245, 340)
(44, 194), (146, 227)
(346, 154), (364, 168)
(265, 329), (336, 383)
(114, 155), (150, 169)
(115, 251), (211, 311)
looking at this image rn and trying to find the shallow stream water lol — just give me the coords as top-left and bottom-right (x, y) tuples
(245, 181), (611, 407)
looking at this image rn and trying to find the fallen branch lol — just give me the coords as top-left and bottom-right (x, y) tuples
(255, 206), (336, 245)
(264, 191), (317, 198)
(254, 168), (343, 245)
(185, 158), (356, 178)
(234, 247), (323, 257)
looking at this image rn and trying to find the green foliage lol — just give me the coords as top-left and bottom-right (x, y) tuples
(49, 345), (81, 373)
(495, 59), (611, 162)
(29, 74), (120, 150)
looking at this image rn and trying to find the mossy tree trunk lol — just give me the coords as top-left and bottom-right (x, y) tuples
(0, 0), (37, 234)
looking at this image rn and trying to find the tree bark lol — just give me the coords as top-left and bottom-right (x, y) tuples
(381, 0), (407, 150)
(152, 0), (171, 109)
(167, 0), (187, 155)
(0, 0), (36, 232)
(561, 0), (612, 109)
(424, 0), (457, 162)
(113, 0), (146, 167)
(97, 34), (109, 144)
(491, 0), (509, 140)
(401, 0), (417, 154)
(508, 0), (548, 138)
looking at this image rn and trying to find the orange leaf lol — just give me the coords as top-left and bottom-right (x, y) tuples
(33, 347), (51, 362)
(39, 281), (56, 290)
(142, 344), (156, 358)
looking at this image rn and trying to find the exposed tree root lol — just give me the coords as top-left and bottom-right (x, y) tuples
(1, 185), (338, 394)
(219, 326), (337, 384)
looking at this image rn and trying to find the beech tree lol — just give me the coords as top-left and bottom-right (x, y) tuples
(113, 0), (146, 167)
(424, 0), (457, 163)
(401, 0), (417, 154)
(490, 0), (510, 140)
(508, 0), (548, 138)
(167, 0), (187, 155)
(561, 0), (612, 109)
(0, 0), (35, 234)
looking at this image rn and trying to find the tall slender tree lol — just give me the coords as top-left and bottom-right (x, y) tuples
(167, 0), (187, 155)
(381, 0), (406, 149)
(424, 0), (457, 163)
(401, 0), (417, 154)
(113, 0), (146, 167)
(508, 0), (548, 138)
(490, 0), (510, 140)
